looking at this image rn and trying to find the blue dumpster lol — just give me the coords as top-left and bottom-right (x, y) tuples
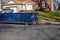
(0, 12), (38, 23)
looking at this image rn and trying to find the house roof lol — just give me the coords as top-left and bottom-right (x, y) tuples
(2, 0), (38, 6)
(2, 0), (25, 4)
(8, 0), (18, 4)
(2, 0), (25, 6)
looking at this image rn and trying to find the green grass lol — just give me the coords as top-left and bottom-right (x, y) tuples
(39, 10), (60, 18)
(39, 10), (60, 22)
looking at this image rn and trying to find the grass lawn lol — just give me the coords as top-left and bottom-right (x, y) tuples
(38, 10), (60, 22)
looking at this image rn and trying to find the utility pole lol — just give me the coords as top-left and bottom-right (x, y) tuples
(51, 0), (54, 11)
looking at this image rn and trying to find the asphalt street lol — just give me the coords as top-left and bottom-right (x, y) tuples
(0, 24), (60, 40)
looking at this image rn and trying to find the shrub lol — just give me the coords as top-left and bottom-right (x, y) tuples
(19, 10), (37, 13)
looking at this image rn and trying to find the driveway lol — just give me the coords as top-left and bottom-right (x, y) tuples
(0, 24), (60, 40)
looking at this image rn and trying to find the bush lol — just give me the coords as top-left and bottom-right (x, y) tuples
(19, 10), (37, 13)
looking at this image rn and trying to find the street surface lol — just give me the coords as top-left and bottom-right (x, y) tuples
(0, 24), (60, 40)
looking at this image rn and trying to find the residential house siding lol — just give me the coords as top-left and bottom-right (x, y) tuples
(2, 0), (51, 11)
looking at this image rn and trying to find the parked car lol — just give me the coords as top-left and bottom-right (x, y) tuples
(1, 8), (13, 13)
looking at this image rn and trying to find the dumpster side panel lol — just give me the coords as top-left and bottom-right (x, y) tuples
(0, 13), (38, 23)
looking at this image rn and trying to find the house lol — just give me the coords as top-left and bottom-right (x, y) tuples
(2, 0), (38, 12)
(58, 3), (60, 10)
(54, 1), (59, 10)
(39, 0), (51, 10)
(2, 0), (52, 12)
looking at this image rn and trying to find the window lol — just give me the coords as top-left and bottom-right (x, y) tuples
(19, 5), (25, 10)
(45, 2), (48, 7)
(26, 3), (33, 10)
